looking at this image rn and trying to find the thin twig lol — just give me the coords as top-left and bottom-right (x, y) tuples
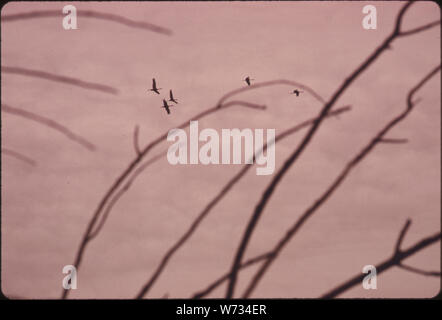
(394, 219), (412, 254)
(2, 66), (118, 95)
(377, 138), (409, 144)
(2, 148), (37, 166)
(135, 105), (351, 299)
(61, 96), (266, 299)
(225, 1), (440, 298)
(397, 264), (441, 277)
(2, 9), (172, 35)
(192, 252), (275, 299)
(2, 104), (96, 151)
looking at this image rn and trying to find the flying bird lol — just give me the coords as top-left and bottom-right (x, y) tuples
(149, 78), (162, 94)
(291, 89), (303, 96)
(161, 99), (173, 115)
(168, 89), (178, 104)
(244, 76), (254, 86)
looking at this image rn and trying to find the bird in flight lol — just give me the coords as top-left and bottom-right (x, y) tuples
(149, 78), (162, 94)
(168, 89), (178, 104)
(291, 89), (303, 96)
(244, 76), (254, 86)
(161, 99), (173, 114)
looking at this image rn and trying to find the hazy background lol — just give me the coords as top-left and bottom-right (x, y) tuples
(1, 1), (440, 298)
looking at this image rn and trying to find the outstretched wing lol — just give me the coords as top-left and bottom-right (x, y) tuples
(152, 78), (157, 89)
(170, 89), (173, 99)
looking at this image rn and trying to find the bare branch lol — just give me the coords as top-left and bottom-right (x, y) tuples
(135, 105), (351, 299)
(2, 66), (118, 95)
(398, 20), (441, 37)
(2, 9), (172, 35)
(394, 219), (412, 255)
(2, 104), (96, 151)
(225, 1), (440, 298)
(377, 138), (409, 144)
(397, 264), (441, 277)
(61, 94), (271, 299)
(239, 64), (440, 298)
(217, 80), (326, 107)
(321, 224), (441, 299)
(133, 125), (141, 156)
(192, 251), (275, 299)
(2, 148), (37, 166)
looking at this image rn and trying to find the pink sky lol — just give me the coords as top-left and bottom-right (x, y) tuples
(1, 1), (440, 298)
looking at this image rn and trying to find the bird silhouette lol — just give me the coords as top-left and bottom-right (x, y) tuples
(161, 99), (173, 114)
(291, 89), (303, 96)
(149, 78), (162, 94)
(244, 76), (254, 86)
(168, 89), (178, 104)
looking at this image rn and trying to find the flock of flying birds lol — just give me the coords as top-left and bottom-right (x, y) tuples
(149, 76), (304, 115)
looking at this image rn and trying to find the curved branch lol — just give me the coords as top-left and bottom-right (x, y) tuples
(192, 251), (275, 299)
(2, 66), (118, 95)
(397, 263), (441, 277)
(135, 105), (351, 299)
(217, 80), (326, 107)
(321, 222), (441, 298)
(60, 98), (266, 299)
(2, 104), (96, 151)
(225, 1), (440, 298)
(133, 125), (141, 156)
(2, 148), (37, 166)
(2, 9), (172, 35)
(240, 64), (440, 298)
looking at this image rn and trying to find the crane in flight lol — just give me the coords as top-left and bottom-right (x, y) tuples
(161, 99), (173, 115)
(168, 89), (178, 104)
(149, 78), (162, 94)
(244, 76), (254, 86)
(291, 89), (303, 96)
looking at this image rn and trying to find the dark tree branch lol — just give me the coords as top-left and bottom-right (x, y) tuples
(62, 75), (326, 299)
(397, 264), (441, 277)
(2, 104), (96, 151)
(192, 251), (275, 299)
(225, 1), (440, 298)
(61, 94), (269, 299)
(135, 105), (351, 299)
(2, 66), (118, 95)
(2, 148), (37, 166)
(217, 80), (325, 107)
(321, 221), (441, 298)
(2, 9), (172, 35)
(239, 64), (440, 299)
(394, 219), (412, 254)
(377, 138), (409, 144)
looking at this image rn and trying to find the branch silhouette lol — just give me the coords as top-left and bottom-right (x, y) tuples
(2, 148), (37, 166)
(396, 264), (441, 277)
(225, 1), (441, 298)
(135, 105), (351, 299)
(192, 251), (275, 299)
(133, 125), (141, 156)
(321, 219), (441, 298)
(2, 66), (118, 95)
(2, 104), (96, 151)
(2, 9), (172, 35)
(239, 64), (440, 298)
(61, 96), (267, 299)
(62, 77), (331, 299)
